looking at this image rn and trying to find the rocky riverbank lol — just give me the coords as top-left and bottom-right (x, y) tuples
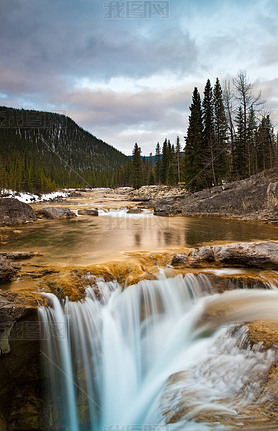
(131, 168), (278, 223)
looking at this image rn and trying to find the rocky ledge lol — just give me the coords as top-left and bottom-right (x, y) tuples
(150, 168), (278, 221)
(171, 240), (278, 269)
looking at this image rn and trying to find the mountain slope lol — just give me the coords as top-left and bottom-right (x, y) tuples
(0, 107), (128, 192)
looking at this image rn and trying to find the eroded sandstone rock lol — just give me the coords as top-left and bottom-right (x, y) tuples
(171, 241), (278, 269)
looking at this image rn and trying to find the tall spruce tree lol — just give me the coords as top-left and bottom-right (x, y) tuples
(234, 106), (246, 178)
(202, 79), (215, 186)
(256, 115), (276, 171)
(131, 143), (142, 189)
(246, 106), (257, 175)
(161, 138), (169, 184)
(213, 77), (228, 183)
(184, 87), (204, 191)
(175, 136), (181, 182)
(155, 142), (161, 184)
(167, 142), (176, 185)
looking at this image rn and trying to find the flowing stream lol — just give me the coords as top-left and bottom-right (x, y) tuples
(39, 273), (278, 430)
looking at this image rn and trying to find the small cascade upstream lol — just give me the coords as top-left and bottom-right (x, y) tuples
(39, 273), (278, 431)
(98, 208), (152, 217)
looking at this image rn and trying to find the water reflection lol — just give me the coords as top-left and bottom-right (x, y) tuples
(134, 232), (141, 247)
(0, 215), (278, 266)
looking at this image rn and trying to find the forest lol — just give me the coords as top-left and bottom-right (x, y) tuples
(129, 71), (278, 190)
(0, 72), (277, 193)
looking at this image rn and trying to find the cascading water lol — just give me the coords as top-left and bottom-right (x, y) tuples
(39, 273), (278, 431)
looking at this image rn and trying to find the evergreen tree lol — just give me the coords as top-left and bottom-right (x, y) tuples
(147, 153), (155, 185)
(213, 78), (228, 183)
(184, 87), (204, 191)
(167, 142), (176, 185)
(246, 106), (257, 175)
(131, 143), (143, 189)
(175, 136), (181, 182)
(155, 143), (161, 184)
(234, 106), (246, 178)
(202, 79), (215, 186)
(161, 138), (169, 184)
(256, 115), (276, 171)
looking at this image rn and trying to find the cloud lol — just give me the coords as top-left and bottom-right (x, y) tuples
(0, 0), (278, 154)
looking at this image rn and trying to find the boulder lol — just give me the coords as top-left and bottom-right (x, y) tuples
(78, 208), (98, 216)
(154, 198), (183, 216)
(171, 253), (188, 265)
(36, 207), (76, 219)
(214, 241), (278, 268)
(0, 198), (36, 226)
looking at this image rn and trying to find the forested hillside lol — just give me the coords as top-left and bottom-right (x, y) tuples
(0, 107), (128, 193)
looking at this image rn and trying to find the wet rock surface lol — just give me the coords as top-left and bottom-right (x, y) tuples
(0, 198), (36, 226)
(0, 256), (20, 284)
(0, 291), (43, 430)
(78, 208), (98, 216)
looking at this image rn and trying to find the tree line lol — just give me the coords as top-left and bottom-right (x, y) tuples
(129, 71), (277, 190)
(0, 72), (277, 194)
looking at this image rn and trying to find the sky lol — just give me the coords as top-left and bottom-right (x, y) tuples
(1, 0), (278, 155)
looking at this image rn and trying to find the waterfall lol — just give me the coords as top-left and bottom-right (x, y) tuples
(39, 273), (278, 431)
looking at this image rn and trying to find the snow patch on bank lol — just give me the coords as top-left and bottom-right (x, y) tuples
(0, 190), (69, 203)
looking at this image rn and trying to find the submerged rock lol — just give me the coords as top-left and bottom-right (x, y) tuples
(0, 198), (36, 226)
(127, 207), (143, 214)
(36, 206), (76, 219)
(78, 208), (98, 216)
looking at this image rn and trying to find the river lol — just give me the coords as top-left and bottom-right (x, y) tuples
(0, 190), (278, 266)
(2, 189), (278, 430)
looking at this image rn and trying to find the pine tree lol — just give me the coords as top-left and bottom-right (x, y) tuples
(155, 143), (161, 184)
(161, 139), (169, 184)
(167, 142), (176, 185)
(256, 115), (276, 171)
(202, 79), (215, 186)
(234, 106), (246, 178)
(175, 136), (181, 182)
(131, 143), (142, 189)
(213, 78), (228, 183)
(184, 87), (204, 191)
(246, 106), (257, 175)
